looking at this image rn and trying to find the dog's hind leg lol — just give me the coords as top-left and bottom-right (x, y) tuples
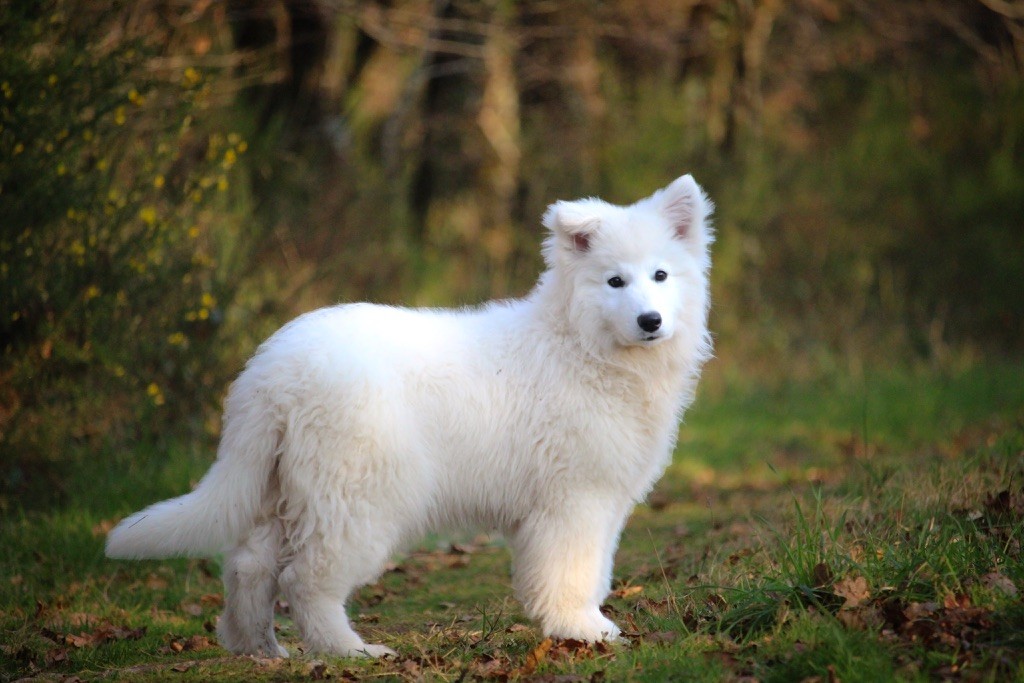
(278, 528), (397, 658)
(218, 520), (288, 657)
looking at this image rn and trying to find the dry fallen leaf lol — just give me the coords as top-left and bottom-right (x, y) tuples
(942, 593), (971, 610)
(812, 562), (834, 588)
(145, 574), (169, 590)
(980, 571), (1018, 597)
(834, 575), (870, 608)
(520, 637), (553, 675)
(65, 633), (91, 648)
(200, 593), (224, 607)
(611, 585), (644, 599)
(307, 659), (330, 680)
(91, 518), (117, 537)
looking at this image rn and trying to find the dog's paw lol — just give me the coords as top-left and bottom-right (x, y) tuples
(349, 643), (397, 658)
(545, 609), (621, 643)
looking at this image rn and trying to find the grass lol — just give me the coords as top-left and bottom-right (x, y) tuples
(2, 360), (1023, 681)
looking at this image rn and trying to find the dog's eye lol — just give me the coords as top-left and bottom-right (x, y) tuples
(607, 276), (625, 288)
(653, 270), (668, 282)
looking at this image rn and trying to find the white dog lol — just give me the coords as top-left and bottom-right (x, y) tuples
(106, 175), (713, 658)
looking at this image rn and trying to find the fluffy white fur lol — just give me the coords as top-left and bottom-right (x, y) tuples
(106, 175), (714, 658)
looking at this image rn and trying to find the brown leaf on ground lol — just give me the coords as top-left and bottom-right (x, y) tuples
(200, 593), (224, 607)
(610, 585), (644, 599)
(91, 518), (117, 537)
(836, 603), (884, 631)
(520, 638), (553, 675)
(942, 593), (971, 610)
(145, 574), (169, 590)
(59, 622), (146, 648)
(727, 548), (754, 565)
(893, 593), (994, 651)
(834, 575), (870, 608)
(306, 659), (330, 680)
(65, 633), (91, 648)
(647, 491), (672, 511)
(705, 592), (728, 610)
(471, 653), (513, 679)
(636, 596), (673, 616)
(984, 488), (1024, 518)
(812, 562), (834, 588)
(167, 634), (214, 654)
(547, 638), (609, 661)
(980, 570), (1018, 596)
(904, 601), (939, 621)
(183, 634), (213, 651)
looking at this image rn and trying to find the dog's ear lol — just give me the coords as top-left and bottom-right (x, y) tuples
(542, 200), (602, 253)
(658, 174), (713, 244)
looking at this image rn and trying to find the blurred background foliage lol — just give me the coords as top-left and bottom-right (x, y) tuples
(2, 0), (1022, 501)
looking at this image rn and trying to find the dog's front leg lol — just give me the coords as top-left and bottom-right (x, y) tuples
(510, 499), (628, 642)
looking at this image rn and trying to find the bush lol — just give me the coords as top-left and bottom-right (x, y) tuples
(0, 1), (249, 496)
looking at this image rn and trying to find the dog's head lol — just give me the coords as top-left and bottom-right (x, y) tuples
(541, 175), (713, 352)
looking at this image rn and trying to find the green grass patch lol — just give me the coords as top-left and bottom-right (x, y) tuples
(2, 361), (1023, 681)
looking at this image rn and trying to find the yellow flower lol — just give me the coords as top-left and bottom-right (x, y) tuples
(183, 67), (202, 86)
(128, 88), (145, 105)
(187, 225), (200, 239)
(222, 149), (237, 168)
(114, 106), (126, 125)
(217, 176), (228, 192)
(167, 331), (186, 346)
(57, 163), (67, 175)
(84, 285), (100, 301)
(147, 383), (165, 406)
(237, 140), (248, 153)
(139, 206), (157, 225)
(153, 174), (165, 189)
(48, 74), (58, 86)
(13, 142), (23, 155)
(200, 292), (216, 308)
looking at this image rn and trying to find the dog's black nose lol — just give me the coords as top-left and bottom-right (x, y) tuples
(637, 312), (662, 333)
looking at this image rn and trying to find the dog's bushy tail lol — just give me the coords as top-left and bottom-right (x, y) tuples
(106, 389), (279, 559)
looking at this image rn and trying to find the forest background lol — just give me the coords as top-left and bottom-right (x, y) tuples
(2, 0), (1023, 550)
